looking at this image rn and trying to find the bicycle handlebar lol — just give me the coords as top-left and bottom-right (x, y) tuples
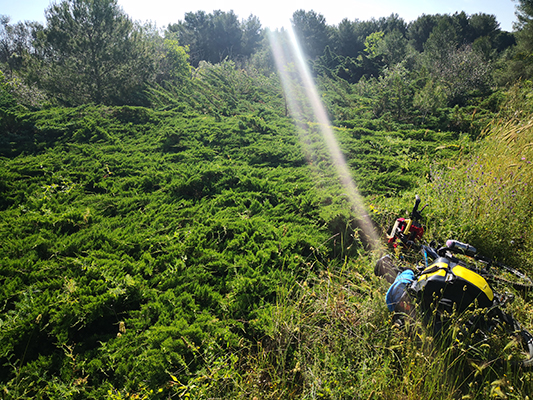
(445, 239), (477, 257)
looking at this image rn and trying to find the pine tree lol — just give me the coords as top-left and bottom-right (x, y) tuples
(37, 0), (156, 105)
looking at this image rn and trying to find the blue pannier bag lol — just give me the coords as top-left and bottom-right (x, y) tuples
(386, 269), (415, 312)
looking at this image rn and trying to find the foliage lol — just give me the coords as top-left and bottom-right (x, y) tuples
(0, 17), (49, 108)
(413, 82), (533, 268)
(2, 2), (533, 400)
(291, 10), (331, 60)
(363, 31), (385, 59)
(0, 3), (525, 107)
(0, 49), (473, 397)
(425, 43), (493, 106)
(0, 104), (315, 397)
(167, 10), (263, 67)
(34, 0), (157, 105)
(498, 0), (533, 83)
(0, 70), (16, 110)
(156, 38), (191, 85)
(0, 16), (33, 76)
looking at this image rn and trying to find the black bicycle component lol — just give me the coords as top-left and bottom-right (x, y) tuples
(520, 328), (533, 367)
(411, 194), (421, 219)
(446, 239), (477, 257)
(410, 194), (427, 222)
(468, 308), (533, 368)
(488, 260), (533, 290)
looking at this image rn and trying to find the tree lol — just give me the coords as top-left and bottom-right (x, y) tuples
(496, 0), (533, 82)
(407, 14), (440, 52)
(514, 0), (533, 33)
(420, 14), (495, 105)
(156, 36), (191, 85)
(469, 13), (500, 41)
(423, 17), (459, 65)
(291, 10), (331, 60)
(450, 11), (472, 45)
(375, 64), (415, 121)
(0, 17), (50, 107)
(170, 11), (211, 66)
(356, 31), (385, 78)
(378, 29), (409, 67)
(493, 31), (516, 53)
(469, 13), (511, 59)
(37, 0), (156, 105)
(0, 69), (17, 110)
(210, 10), (243, 62)
(377, 13), (407, 36)
(0, 16), (34, 76)
(514, 0), (533, 56)
(364, 31), (385, 59)
(241, 15), (263, 58)
(169, 11), (262, 67)
(312, 45), (341, 78)
(425, 43), (492, 105)
(332, 19), (364, 58)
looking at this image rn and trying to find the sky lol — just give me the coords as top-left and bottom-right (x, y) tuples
(1, 0), (518, 32)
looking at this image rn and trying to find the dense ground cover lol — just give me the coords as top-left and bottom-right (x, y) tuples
(3, 1), (533, 397)
(1, 62), (532, 399)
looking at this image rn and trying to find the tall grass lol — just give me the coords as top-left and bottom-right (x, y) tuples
(416, 83), (533, 270)
(183, 254), (533, 399)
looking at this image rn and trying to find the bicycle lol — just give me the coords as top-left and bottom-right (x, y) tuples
(385, 195), (533, 290)
(376, 195), (533, 367)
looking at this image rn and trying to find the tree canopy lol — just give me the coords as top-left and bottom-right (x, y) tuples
(167, 10), (263, 66)
(34, 0), (158, 105)
(0, 1), (526, 107)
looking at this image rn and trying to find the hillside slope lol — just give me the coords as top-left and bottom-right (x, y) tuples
(1, 63), (473, 398)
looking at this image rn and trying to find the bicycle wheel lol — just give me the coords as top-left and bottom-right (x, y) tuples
(486, 262), (533, 291)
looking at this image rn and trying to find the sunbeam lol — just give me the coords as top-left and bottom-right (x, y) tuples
(269, 27), (379, 250)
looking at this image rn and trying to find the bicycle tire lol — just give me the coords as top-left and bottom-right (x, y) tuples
(485, 262), (533, 291)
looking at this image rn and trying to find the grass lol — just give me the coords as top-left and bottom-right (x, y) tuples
(202, 83), (533, 400)
(413, 82), (533, 269)
(178, 254), (533, 399)
(2, 63), (533, 399)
